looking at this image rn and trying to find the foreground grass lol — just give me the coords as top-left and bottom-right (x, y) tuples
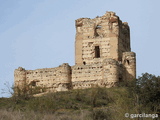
(0, 109), (93, 120)
(0, 87), (156, 120)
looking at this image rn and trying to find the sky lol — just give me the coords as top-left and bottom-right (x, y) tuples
(0, 0), (160, 97)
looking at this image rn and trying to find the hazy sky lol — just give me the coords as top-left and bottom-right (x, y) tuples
(0, 0), (160, 97)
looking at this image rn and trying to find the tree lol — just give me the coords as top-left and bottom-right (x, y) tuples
(135, 73), (160, 112)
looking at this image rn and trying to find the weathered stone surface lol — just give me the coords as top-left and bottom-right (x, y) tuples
(14, 11), (136, 94)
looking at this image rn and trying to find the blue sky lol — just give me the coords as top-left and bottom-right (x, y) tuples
(0, 0), (160, 97)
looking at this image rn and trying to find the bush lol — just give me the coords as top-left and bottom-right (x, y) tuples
(1, 74), (160, 120)
(92, 109), (111, 120)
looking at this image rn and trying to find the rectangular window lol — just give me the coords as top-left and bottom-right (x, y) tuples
(95, 46), (100, 58)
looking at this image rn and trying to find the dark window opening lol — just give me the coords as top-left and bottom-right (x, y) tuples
(127, 60), (130, 65)
(30, 81), (36, 86)
(119, 77), (123, 82)
(83, 61), (86, 65)
(95, 46), (100, 58)
(124, 59), (130, 65)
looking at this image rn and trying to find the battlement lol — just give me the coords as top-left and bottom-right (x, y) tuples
(14, 11), (136, 94)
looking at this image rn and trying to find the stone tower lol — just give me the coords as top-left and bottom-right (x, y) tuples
(75, 11), (131, 65)
(74, 11), (136, 84)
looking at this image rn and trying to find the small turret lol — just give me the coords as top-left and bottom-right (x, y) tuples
(59, 63), (71, 83)
(56, 63), (72, 91)
(102, 59), (119, 87)
(122, 52), (136, 81)
(14, 67), (26, 89)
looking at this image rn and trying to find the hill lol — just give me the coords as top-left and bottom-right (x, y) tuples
(0, 73), (160, 120)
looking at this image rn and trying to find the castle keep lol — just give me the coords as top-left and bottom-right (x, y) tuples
(14, 11), (136, 93)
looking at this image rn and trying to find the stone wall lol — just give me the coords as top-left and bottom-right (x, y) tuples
(14, 63), (71, 92)
(72, 63), (103, 89)
(81, 38), (111, 65)
(72, 58), (121, 89)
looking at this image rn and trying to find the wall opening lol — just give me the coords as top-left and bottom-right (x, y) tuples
(96, 25), (102, 29)
(95, 25), (102, 36)
(83, 61), (86, 65)
(30, 81), (36, 86)
(95, 46), (100, 58)
(126, 60), (130, 65)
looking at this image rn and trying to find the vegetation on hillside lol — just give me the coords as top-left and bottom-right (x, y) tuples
(0, 73), (160, 120)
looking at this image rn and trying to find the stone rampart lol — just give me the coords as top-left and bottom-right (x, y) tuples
(72, 63), (103, 89)
(14, 63), (71, 92)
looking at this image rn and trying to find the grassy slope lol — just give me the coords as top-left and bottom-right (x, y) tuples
(0, 87), (151, 120)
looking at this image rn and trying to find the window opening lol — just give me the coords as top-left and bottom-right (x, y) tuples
(95, 46), (100, 58)
(96, 25), (102, 29)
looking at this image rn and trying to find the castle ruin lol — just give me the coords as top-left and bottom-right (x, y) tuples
(14, 11), (136, 93)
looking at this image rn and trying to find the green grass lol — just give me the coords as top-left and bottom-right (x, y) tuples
(0, 87), (156, 120)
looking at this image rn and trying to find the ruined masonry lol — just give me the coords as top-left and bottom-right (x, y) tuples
(14, 11), (136, 93)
